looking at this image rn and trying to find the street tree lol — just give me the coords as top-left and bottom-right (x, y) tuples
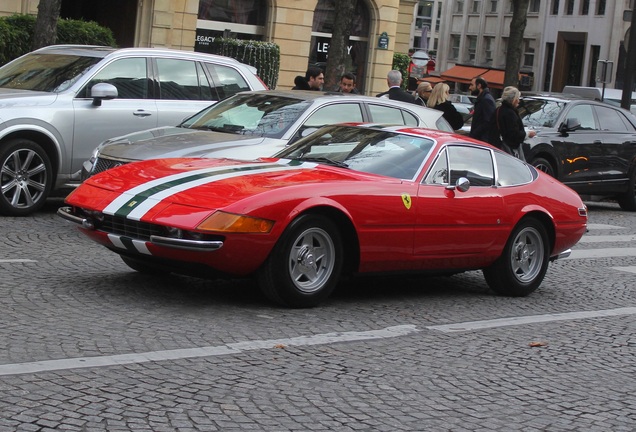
(32, 0), (62, 50)
(503, 0), (530, 88)
(324, 0), (356, 92)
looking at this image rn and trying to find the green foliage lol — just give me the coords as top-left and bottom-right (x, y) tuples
(392, 53), (411, 90)
(208, 38), (280, 89)
(0, 14), (116, 66)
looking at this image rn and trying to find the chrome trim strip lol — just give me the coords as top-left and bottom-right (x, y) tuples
(57, 207), (91, 228)
(149, 235), (223, 251)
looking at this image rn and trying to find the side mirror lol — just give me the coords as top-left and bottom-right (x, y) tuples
(558, 117), (581, 135)
(91, 83), (118, 106)
(446, 176), (470, 192)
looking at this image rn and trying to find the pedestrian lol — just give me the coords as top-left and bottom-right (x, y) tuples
(414, 81), (433, 106)
(376, 70), (419, 104)
(337, 72), (359, 94)
(468, 76), (496, 141)
(292, 66), (324, 90)
(490, 86), (536, 160)
(426, 83), (464, 130)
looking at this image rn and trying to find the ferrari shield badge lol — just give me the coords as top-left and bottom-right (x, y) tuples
(401, 193), (412, 209)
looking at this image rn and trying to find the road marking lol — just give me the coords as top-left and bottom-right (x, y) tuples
(566, 248), (636, 259)
(0, 259), (37, 263)
(578, 234), (636, 243)
(0, 325), (418, 376)
(587, 223), (627, 230)
(612, 266), (636, 274)
(427, 307), (636, 333)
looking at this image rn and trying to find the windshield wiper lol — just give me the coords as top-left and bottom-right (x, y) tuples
(301, 157), (349, 169)
(194, 124), (244, 134)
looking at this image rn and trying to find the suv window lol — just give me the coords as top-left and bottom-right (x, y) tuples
(595, 105), (630, 132)
(204, 63), (251, 100)
(568, 104), (597, 130)
(156, 58), (207, 101)
(81, 57), (149, 99)
(368, 104), (418, 126)
(304, 103), (364, 127)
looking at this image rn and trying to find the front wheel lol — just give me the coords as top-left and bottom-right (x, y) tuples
(483, 217), (550, 297)
(531, 157), (555, 178)
(0, 139), (52, 216)
(617, 168), (636, 211)
(258, 214), (343, 308)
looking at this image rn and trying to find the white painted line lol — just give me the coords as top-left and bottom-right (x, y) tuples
(565, 248), (636, 259)
(587, 223), (627, 230)
(0, 325), (418, 376)
(427, 307), (636, 333)
(578, 235), (636, 243)
(612, 266), (636, 274)
(0, 259), (37, 263)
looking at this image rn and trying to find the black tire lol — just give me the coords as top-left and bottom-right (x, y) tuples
(258, 214), (343, 308)
(483, 217), (550, 297)
(121, 256), (170, 275)
(531, 157), (555, 178)
(617, 168), (636, 211)
(0, 139), (52, 216)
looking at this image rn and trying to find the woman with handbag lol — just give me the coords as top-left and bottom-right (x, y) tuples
(492, 86), (536, 160)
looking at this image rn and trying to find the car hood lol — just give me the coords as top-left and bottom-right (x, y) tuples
(98, 126), (285, 160)
(72, 157), (397, 216)
(0, 88), (57, 107)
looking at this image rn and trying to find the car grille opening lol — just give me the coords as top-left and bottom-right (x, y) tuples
(101, 214), (163, 241)
(93, 157), (130, 176)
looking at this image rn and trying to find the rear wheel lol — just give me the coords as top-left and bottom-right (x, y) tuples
(617, 168), (636, 211)
(0, 139), (52, 216)
(531, 157), (555, 177)
(483, 217), (550, 297)
(258, 214), (343, 308)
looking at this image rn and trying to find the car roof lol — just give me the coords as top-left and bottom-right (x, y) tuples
(32, 44), (250, 66)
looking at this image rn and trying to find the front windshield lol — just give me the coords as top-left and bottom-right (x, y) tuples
(277, 125), (435, 180)
(518, 98), (565, 128)
(0, 53), (102, 92)
(182, 93), (312, 138)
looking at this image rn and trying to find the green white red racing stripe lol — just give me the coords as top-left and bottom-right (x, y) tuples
(102, 159), (315, 220)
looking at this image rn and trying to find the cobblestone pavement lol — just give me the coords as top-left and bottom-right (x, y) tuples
(0, 197), (635, 431)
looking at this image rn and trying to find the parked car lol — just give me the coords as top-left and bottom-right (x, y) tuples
(59, 124), (588, 308)
(518, 93), (636, 210)
(448, 93), (476, 106)
(83, 90), (453, 178)
(0, 44), (267, 216)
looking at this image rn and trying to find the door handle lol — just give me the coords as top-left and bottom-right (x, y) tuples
(133, 110), (152, 117)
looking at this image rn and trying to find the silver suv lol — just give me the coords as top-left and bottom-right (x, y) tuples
(0, 45), (267, 216)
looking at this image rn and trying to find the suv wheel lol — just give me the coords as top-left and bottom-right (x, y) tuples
(0, 139), (52, 216)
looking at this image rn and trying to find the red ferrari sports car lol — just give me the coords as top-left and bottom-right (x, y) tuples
(59, 124), (588, 308)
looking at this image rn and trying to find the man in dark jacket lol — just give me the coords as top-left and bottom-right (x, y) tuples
(292, 66), (324, 90)
(468, 76), (496, 141)
(376, 70), (418, 104)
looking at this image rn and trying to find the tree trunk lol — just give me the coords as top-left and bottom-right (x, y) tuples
(324, 0), (356, 92)
(32, 0), (63, 50)
(504, 0), (530, 88)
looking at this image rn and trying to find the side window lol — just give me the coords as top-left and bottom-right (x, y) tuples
(303, 103), (364, 128)
(156, 58), (201, 100)
(205, 64), (250, 100)
(423, 148), (449, 184)
(594, 106), (629, 132)
(82, 57), (149, 99)
(568, 104), (597, 130)
(495, 152), (533, 186)
(448, 146), (494, 186)
(368, 104), (408, 125)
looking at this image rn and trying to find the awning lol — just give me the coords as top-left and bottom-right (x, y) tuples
(417, 76), (446, 84)
(480, 69), (505, 89)
(439, 65), (489, 84)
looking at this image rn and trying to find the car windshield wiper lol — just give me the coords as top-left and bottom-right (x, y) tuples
(300, 157), (349, 169)
(194, 124), (245, 134)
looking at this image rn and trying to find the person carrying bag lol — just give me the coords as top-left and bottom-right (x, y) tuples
(490, 86), (536, 160)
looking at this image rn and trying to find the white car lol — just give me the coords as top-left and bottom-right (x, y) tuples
(0, 45), (267, 216)
(84, 90), (453, 178)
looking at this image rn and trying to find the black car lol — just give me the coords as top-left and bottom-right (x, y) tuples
(520, 93), (636, 211)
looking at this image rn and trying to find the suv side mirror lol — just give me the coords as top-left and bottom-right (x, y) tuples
(558, 117), (581, 135)
(91, 83), (118, 106)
